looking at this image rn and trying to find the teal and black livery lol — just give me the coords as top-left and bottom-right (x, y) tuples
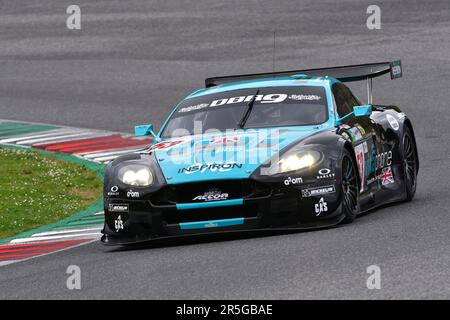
(101, 61), (418, 245)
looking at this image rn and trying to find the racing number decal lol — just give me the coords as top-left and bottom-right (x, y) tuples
(355, 144), (365, 192)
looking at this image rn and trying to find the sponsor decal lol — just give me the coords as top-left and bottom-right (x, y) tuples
(149, 140), (185, 151)
(314, 197), (328, 216)
(178, 163), (243, 174)
(380, 166), (395, 185)
(193, 189), (229, 202)
(126, 189), (140, 198)
(363, 141), (368, 153)
(365, 147), (377, 178)
(114, 215), (124, 232)
(350, 127), (363, 141)
(356, 124), (366, 136)
(192, 137), (245, 154)
(302, 185), (336, 198)
(354, 142), (394, 190)
(284, 176), (303, 186)
(210, 136), (240, 145)
(397, 112), (406, 120)
(386, 114), (399, 130)
(346, 129), (356, 142)
(178, 103), (209, 113)
(211, 94), (288, 107)
(108, 204), (129, 213)
(317, 168), (335, 179)
(107, 185), (119, 197)
(365, 149), (394, 185)
(204, 222), (219, 228)
(342, 132), (352, 142)
(376, 150), (393, 169)
(177, 94), (290, 114)
(288, 94), (321, 101)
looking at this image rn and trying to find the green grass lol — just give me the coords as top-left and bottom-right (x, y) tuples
(0, 148), (102, 239)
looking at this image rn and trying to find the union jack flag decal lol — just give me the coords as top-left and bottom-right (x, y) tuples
(380, 166), (394, 185)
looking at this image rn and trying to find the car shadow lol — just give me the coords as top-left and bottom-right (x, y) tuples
(356, 198), (410, 219)
(104, 225), (341, 253)
(104, 199), (410, 253)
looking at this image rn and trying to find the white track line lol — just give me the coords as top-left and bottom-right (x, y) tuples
(10, 232), (101, 244)
(0, 260), (19, 267)
(26, 134), (112, 146)
(77, 145), (145, 156)
(81, 148), (145, 159)
(92, 148), (148, 162)
(29, 133), (114, 147)
(0, 129), (80, 143)
(92, 154), (132, 162)
(16, 132), (98, 145)
(0, 239), (98, 267)
(31, 227), (103, 238)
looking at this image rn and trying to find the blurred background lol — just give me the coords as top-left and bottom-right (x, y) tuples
(0, 0), (448, 134)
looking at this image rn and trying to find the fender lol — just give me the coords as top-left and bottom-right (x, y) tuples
(298, 128), (358, 185)
(103, 152), (167, 201)
(250, 128), (351, 192)
(371, 105), (419, 172)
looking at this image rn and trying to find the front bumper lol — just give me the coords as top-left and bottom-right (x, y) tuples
(101, 179), (344, 245)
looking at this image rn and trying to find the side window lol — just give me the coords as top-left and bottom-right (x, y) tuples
(332, 83), (362, 117)
(341, 85), (361, 109)
(332, 83), (352, 117)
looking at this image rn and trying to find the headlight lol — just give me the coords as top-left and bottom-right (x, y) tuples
(118, 165), (153, 186)
(261, 149), (322, 175)
(280, 154), (316, 172)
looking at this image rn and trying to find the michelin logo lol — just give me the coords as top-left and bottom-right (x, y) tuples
(108, 204), (129, 213)
(302, 185), (336, 198)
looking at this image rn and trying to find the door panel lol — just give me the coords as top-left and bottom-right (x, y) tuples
(332, 83), (383, 196)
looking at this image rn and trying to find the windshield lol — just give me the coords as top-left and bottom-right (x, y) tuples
(161, 86), (328, 138)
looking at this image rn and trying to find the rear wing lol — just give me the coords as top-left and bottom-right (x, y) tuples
(205, 60), (402, 104)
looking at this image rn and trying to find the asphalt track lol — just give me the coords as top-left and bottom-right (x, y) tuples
(0, 0), (449, 299)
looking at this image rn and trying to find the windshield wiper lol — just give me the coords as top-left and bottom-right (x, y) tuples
(238, 89), (260, 128)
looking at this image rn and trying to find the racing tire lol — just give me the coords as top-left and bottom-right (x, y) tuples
(402, 126), (418, 201)
(341, 149), (360, 223)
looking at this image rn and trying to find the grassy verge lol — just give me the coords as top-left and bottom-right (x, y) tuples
(0, 148), (102, 239)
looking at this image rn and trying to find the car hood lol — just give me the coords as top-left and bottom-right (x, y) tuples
(153, 126), (324, 184)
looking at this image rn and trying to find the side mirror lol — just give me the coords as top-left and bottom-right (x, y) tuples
(135, 124), (155, 137)
(335, 104), (372, 126)
(353, 105), (372, 117)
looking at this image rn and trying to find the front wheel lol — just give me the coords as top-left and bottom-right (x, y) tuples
(341, 150), (360, 223)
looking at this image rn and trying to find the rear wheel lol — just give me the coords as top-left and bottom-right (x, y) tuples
(341, 150), (360, 223)
(402, 127), (417, 201)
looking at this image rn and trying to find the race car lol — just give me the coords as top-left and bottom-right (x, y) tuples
(101, 60), (419, 245)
